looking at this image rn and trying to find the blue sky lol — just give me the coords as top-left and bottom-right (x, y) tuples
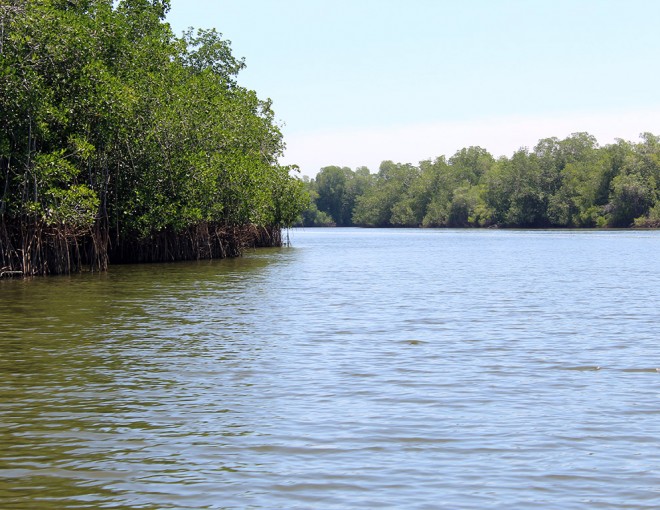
(166, 0), (660, 176)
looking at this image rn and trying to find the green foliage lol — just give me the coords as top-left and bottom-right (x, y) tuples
(181, 27), (245, 82)
(313, 165), (366, 226)
(297, 177), (335, 226)
(634, 202), (660, 228)
(306, 133), (660, 231)
(0, 0), (307, 274)
(268, 165), (309, 228)
(351, 161), (412, 227)
(607, 172), (654, 227)
(298, 165), (374, 226)
(44, 185), (100, 229)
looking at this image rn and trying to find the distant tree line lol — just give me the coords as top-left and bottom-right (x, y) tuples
(299, 132), (660, 229)
(0, 0), (307, 276)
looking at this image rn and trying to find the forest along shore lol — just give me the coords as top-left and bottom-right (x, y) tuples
(3, 4), (657, 278)
(300, 133), (660, 229)
(0, 1), (307, 276)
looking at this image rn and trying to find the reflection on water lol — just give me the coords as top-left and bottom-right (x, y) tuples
(1, 230), (660, 509)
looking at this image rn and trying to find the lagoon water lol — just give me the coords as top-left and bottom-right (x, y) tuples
(1, 228), (660, 509)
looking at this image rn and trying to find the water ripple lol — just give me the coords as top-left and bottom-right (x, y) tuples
(2, 229), (660, 509)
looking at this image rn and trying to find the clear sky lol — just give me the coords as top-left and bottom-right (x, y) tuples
(166, 0), (660, 176)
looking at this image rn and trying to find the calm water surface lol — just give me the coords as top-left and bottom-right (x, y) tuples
(1, 228), (660, 509)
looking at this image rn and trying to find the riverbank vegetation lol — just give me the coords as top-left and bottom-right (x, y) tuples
(300, 132), (660, 229)
(0, 0), (307, 276)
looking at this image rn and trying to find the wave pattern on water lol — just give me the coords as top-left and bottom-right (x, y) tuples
(1, 229), (660, 509)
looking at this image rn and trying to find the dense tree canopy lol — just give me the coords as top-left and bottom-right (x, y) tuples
(0, 0), (307, 275)
(299, 133), (660, 230)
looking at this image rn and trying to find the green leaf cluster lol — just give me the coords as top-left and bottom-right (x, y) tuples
(1, 0), (306, 273)
(300, 133), (660, 229)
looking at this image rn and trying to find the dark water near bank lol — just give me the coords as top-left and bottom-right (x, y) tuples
(1, 228), (660, 509)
